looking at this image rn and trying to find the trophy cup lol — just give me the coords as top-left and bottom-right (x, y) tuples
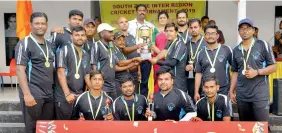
(188, 59), (194, 79)
(136, 25), (153, 59)
(148, 94), (154, 121)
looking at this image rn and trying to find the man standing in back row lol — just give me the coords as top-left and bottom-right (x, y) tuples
(195, 24), (232, 101)
(176, 10), (190, 45)
(149, 23), (187, 93)
(185, 19), (206, 101)
(116, 16), (146, 92)
(87, 23), (117, 99)
(55, 26), (90, 120)
(15, 12), (55, 133)
(230, 18), (277, 122)
(128, 4), (155, 97)
(51, 9), (84, 51)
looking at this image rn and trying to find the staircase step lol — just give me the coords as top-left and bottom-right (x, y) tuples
(270, 126), (282, 133)
(0, 101), (21, 111)
(0, 123), (25, 133)
(0, 111), (23, 123)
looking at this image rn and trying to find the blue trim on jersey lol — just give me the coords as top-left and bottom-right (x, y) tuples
(28, 60), (32, 82)
(56, 47), (61, 53)
(263, 61), (267, 82)
(65, 68), (68, 76)
(97, 62), (101, 71)
(180, 54), (185, 61)
(179, 108), (186, 120)
(225, 62), (230, 80)
(174, 67), (177, 76)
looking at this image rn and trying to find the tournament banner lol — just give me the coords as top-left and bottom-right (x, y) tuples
(100, 1), (206, 27)
(36, 120), (267, 133)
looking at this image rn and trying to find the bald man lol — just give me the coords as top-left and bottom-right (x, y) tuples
(115, 16), (145, 94)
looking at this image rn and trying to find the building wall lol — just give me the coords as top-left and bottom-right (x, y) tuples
(208, 1), (281, 48)
(0, 1), (91, 83)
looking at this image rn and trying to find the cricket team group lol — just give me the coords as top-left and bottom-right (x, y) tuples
(15, 4), (277, 133)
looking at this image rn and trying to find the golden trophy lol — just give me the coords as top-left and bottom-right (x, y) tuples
(136, 25), (153, 59)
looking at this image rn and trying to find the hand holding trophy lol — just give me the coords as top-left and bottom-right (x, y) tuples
(146, 94), (155, 121)
(104, 98), (114, 121)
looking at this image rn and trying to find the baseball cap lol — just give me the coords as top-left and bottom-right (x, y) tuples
(114, 32), (125, 40)
(238, 18), (254, 27)
(83, 18), (95, 25)
(97, 23), (116, 33)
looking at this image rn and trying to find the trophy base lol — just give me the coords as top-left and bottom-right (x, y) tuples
(140, 53), (151, 59)
(148, 116), (153, 121)
(188, 71), (194, 78)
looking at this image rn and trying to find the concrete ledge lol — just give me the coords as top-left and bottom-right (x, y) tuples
(0, 101), (21, 111)
(0, 111), (23, 123)
(0, 123), (25, 133)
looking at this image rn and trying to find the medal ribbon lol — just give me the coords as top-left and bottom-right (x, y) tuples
(114, 46), (126, 60)
(98, 40), (113, 67)
(121, 96), (135, 121)
(165, 38), (178, 59)
(70, 43), (82, 77)
(205, 44), (221, 70)
(178, 30), (189, 43)
(87, 38), (95, 50)
(29, 34), (49, 64)
(207, 102), (215, 121)
(88, 92), (103, 120)
(241, 38), (255, 73)
(190, 36), (204, 61)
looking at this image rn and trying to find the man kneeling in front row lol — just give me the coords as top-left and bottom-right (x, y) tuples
(191, 75), (231, 121)
(72, 71), (114, 120)
(145, 66), (196, 121)
(113, 74), (147, 121)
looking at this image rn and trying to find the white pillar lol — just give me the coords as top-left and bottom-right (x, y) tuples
(237, 0), (247, 44)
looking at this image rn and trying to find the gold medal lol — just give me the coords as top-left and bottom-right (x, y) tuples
(29, 34), (50, 68)
(74, 73), (80, 79)
(45, 62), (50, 68)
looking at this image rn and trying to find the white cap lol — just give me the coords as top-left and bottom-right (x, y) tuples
(97, 23), (116, 33)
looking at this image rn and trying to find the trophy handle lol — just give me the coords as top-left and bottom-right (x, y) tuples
(136, 29), (140, 44)
(148, 102), (154, 112)
(148, 102), (154, 121)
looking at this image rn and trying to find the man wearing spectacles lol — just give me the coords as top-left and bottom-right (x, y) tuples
(194, 24), (232, 103)
(230, 18), (277, 123)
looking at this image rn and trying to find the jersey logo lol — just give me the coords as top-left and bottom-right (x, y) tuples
(137, 106), (143, 114)
(216, 110), (222, 118)
(252, 51), (260, 60)
(218, 54), (225, 62)
(167, 103), (175, 111)
(83, 60), (87, 69)
(100, 107), (107, 115)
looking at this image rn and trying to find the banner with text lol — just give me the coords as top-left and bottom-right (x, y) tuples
(100, 1), (206, 27)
